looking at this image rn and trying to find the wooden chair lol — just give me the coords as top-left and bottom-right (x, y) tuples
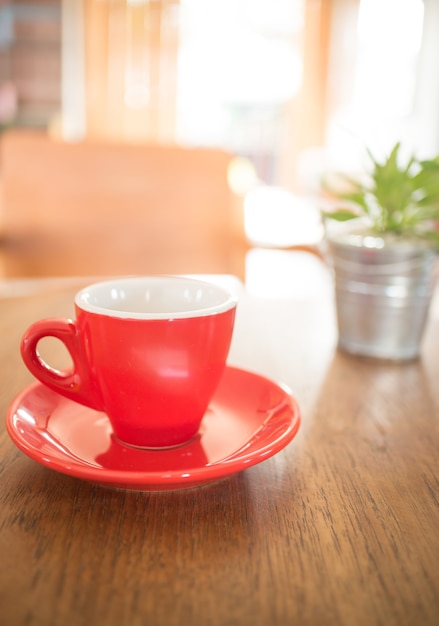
(0, 130), (246, 279)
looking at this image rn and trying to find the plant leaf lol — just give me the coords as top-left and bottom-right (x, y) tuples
(337, 191), (370, 212)
(321, 141), (439, 240)
(322, 209), (360, 222)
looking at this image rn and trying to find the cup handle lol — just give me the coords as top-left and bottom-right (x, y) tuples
(20, 318), (103, 410)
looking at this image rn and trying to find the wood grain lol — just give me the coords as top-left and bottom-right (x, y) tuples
(0, 279), (438, 626)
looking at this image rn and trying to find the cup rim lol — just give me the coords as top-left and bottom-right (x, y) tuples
(75, 275), (238, 320)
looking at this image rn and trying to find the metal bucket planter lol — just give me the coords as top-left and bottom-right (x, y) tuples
(326, 230), (438, 360)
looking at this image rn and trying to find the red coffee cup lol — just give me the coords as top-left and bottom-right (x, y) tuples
(21, 276), (237, 448)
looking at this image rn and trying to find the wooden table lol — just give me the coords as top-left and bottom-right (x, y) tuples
(1, 272), (438, 626)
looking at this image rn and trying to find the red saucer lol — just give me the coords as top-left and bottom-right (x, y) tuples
(6, 366), (301, 491)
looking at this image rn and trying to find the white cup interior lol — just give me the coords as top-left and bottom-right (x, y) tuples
(75, 276), (237, 319)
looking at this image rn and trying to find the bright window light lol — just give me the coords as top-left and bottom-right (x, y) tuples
(177, 0), (304, 147)
(326, 0), (425, 170)
(245, 249), (331, 299)
(354, 0), (424, 119)
(227, 157), (259, 196)
(244, 186), (323, 248)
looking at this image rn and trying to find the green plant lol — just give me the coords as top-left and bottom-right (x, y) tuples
(323, 142), (439, 245)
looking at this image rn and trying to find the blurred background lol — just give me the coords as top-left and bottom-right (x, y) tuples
(0, 0), (437, 293)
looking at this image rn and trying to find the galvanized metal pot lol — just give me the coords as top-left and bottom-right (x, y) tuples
(326, 229), (438, 360)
